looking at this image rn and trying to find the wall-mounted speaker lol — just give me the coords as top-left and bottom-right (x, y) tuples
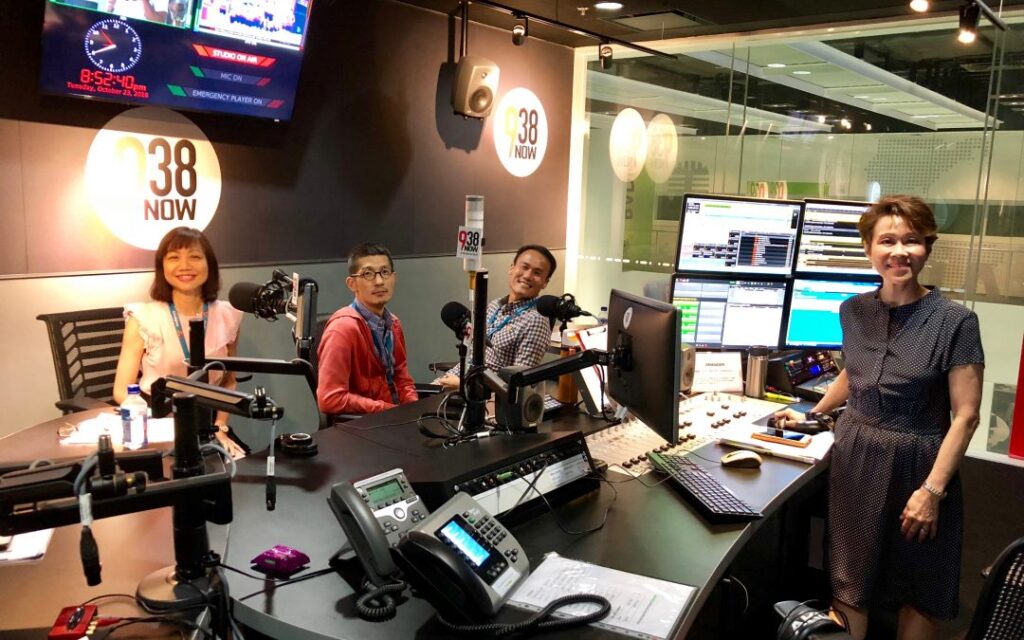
(680, 343), (696, 394)
(451, 55), (500, 118)
(496, 366), (544, 430)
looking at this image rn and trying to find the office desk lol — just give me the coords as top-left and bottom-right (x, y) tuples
(225, 398), (826, 639)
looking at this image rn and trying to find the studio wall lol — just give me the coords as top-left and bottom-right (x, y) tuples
(0, 0), (574, 435)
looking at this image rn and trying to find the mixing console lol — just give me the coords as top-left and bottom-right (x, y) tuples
(585, 393), (787, 477)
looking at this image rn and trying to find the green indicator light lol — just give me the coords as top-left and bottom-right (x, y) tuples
(168, 84), (187, 97)
(190, 66), (204, 78)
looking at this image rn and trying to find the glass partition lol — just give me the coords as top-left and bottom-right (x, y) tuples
(567, 12), (1024, 465)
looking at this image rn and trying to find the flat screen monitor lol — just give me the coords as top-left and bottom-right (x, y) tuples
(671, 275), (786, 350)
(40, 0), (313, 121)
(675, 193), (801, 276)
(796, 199), (878, 277)
(783, 278), (879, 349)
(606, 290), (681, 445)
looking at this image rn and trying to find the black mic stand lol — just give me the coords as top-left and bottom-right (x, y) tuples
(462, 269), (490, 434)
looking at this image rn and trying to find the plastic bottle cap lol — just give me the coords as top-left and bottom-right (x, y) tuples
(127, 384), (141, 394)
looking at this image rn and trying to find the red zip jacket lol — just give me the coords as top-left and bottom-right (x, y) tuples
(316, 306), (418, 415)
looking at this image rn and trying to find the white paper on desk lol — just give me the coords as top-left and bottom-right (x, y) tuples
(717, 423), (835, 464)
(691, 352), (744, 394)
(60, 413), (176, 445)
(507, 552), (694, 640)
(0, 528), (53, 564)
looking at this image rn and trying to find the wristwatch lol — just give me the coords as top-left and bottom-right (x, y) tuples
(216, 423), (229, 434)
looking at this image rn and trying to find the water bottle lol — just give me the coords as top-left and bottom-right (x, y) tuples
(120, 384), (149, 449)
(597, 306), (609, 325)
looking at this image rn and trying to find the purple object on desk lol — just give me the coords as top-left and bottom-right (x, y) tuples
(251, 545), (310, 575)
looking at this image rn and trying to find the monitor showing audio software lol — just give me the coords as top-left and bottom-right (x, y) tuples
(607, 290), (681, 445)
(671, 275), (787, 350)
(675, 194), (801, 276)
(796, 199), (877, 277)
(783, 278), (879, 349)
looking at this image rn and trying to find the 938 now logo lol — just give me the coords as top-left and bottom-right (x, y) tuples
(493, 88), (547, 178)
(85, 107), (221, 250)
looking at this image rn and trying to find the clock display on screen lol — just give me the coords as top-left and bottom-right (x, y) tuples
(84, 19), (142, 73)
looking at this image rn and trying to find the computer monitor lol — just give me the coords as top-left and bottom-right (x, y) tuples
(783, 278), (879, 349)
(675, 193), (802, 276)
(670, 275), (787, 350)
(606, 290), (681, 445)
(796, 199), (878, 277)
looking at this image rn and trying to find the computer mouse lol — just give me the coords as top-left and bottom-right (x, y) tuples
(720, 450), (763, 469)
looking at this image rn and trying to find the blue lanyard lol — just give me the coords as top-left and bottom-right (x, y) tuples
(487, 300), (537, 339)
(351, 303), (398, 403)
(168, 302), (208, 362)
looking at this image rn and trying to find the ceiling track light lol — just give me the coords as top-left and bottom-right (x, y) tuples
(958, 1), (981, 44)
(460, 0), (677, 62)
(599, 42), (614, 70)
(909, 0), (929, 13)
(512, 14), (528, 46)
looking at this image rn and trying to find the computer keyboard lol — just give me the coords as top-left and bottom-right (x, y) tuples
(647, 452), (762, 524)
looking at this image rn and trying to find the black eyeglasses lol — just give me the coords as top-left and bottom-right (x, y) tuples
(353, 268), (395, 281)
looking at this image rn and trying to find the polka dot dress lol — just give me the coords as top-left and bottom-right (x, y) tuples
(829, 288), (984, 619)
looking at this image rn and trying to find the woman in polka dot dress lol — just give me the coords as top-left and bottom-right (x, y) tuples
(775, 195), (984, 640)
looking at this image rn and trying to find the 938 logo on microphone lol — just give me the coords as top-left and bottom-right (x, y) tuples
(456, 226), (482, 259)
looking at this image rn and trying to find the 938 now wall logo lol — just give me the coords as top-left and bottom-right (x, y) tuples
(493, 88), (547, 178)
(85, 107), (221, 250)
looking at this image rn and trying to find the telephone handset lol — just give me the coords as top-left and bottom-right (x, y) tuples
(329, 468), (612, 630)
(397, 492), (530, 621)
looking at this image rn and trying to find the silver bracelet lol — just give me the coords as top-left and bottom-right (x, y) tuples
(921, 481), (947, 500)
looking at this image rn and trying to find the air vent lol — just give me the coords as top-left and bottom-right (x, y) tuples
(603, 11), (703, 32)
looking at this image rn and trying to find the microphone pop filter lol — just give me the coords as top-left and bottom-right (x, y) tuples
(441, 301), (471, 333)
(228, 281), (262, 313)
(535, 295), (561, 320)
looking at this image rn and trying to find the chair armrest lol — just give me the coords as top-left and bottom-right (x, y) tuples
(57, 397), (115, 414)
(415, 383), (444, 397)
(428, 361), (458, 373)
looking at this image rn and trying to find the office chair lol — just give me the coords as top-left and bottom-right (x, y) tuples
(37, 307), (126, 414)
(966, 535), (1024, 640)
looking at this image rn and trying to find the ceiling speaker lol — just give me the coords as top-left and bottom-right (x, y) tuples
(451, 55), (500, 118)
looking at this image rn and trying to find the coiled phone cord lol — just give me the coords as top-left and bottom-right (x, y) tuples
(355, 578), (408, 621)
(434, 593), (612, 636)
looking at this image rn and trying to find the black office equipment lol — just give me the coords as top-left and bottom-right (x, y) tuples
(675, 193), (802, 276)
(965, 535), (1024, 640)
(765, 350), (840, 400)
(795, 199), (875, 277)
(782, 278), (878, 349)
(670, 275), (787, 350)
(36, 306), (126, 413)
(606, 289), (682, 445)
(647, 452), (762, 524)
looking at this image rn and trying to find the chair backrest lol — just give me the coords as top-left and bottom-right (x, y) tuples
(967, 535), (1024, 640)
(36, 307), (125, 410)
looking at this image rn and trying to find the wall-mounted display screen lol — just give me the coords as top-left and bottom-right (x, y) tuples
(671, 275), (787, 350)
(675, 194), (801, 276)
(796, 199), (877, 277)
(783, 278), (879, 349)
(40, 0), (313, 121)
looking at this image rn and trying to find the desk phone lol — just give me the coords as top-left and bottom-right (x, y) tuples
(347, 468), (427, 546)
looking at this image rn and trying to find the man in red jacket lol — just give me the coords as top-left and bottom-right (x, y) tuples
(316, 243), (418, 417)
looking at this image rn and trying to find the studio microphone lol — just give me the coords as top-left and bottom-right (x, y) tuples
(441, 301), (471, 338)
(229, 270), (293, 319)
(536, 293), (593, 323)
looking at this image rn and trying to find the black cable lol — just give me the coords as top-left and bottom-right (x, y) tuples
(78, 593), (137, 606)
(435, 593), (611, 636)
(97, 615), (210, 639)
(507, 467), (617, 536)
(236, 567), (336, 602)
(355, 578), (407, 621)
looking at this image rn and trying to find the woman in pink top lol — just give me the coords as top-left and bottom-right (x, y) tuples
(113, 227), (244, 457)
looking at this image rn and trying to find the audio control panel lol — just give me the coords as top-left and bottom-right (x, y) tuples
(450, 436), (595, 517)
(587, 393), (788, 477)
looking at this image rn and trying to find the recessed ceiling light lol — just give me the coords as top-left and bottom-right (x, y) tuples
(909, 0), (930, 13)
(817, 115), (827, 124)
(767, 63), (787, 68)
(792, 70), (812, 75)
(594, 2), (624, 9)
